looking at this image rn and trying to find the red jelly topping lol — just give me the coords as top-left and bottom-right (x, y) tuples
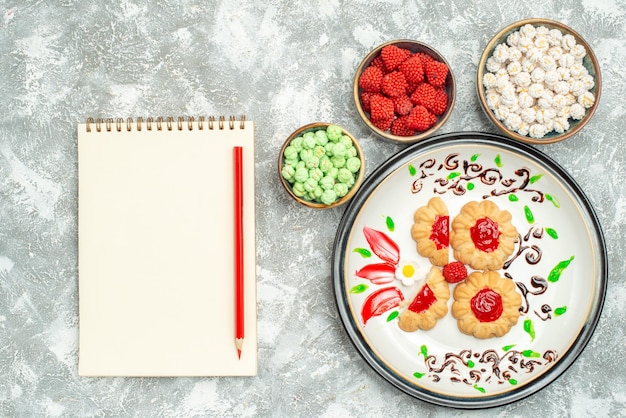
(430, 215), (449, 250)
(471, 288), (503, 322)
(408, 284), (437, 313)
(470, 217), (500, 253)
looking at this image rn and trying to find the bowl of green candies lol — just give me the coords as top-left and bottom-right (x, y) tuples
(279, 122), (365, 209)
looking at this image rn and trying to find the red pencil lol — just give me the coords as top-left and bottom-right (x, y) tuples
(234, 146), (244, 359)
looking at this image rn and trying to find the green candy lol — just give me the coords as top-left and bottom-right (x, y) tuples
(320, 175), (335, 190)
(315, 130), (329, 145)
(304, 177), (318, 193)
(283, 145), (299, 160)
(319, 156), (333, 173)
(294, 166), (309, 183)
(312, 185), (323, 199)
(281, 165), (296, 182)
(324, 142), (335, 156)
(328, 167), (339, 178)
(327, 125), (342, 142)
(334, 182), (349, 197)
(332, 143), (347, 158)
(302, 132), (317, 149)
(299, 148), (313, 162)
(331, 155), (346, 168)
(320, 189), (338, 205)
(337, 167), (352, 183)
(346, 157), (361, 173)
(309, 168), (323, 182)
(290, 136), (304, 152)
(313, 145), (326, 158)
(346, 146), (357, 158)
(339, 135), (353, 148)
(292, 182), (306, 197)
(305, 156), (320, 169)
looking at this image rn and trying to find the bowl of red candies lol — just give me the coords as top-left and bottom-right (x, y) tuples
(354, 39), (456, 143)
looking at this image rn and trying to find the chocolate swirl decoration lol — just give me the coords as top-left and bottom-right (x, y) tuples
(409, 153), (545, 203)
(421, 348), (558, 387)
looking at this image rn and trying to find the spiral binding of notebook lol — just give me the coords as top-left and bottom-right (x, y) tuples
(84, 115), (247, 132)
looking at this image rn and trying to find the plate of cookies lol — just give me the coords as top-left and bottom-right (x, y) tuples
(332, 131), (606, 408)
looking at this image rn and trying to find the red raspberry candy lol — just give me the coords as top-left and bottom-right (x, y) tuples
(381, 71), (408, 97)
(392, 95), (414, 116)
(442, 261), (468, 283)
(369, 94), (395, 121)
(410, 82), (437, 108)
(398, 55), (424, 84)
(390, 116), (415, 137)
(424, 60), (449, 87)
(430, 87), (448, 116)
(380, 45), (411, 72)
(406, 105), (435, 132)
(358, 65), (383, 93)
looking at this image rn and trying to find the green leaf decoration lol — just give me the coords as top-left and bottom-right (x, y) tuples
(545, 194), (561, 208)
(386, 311), (399, 322)
(467, 182), (475, 191)
(413, 372), (425, 379)
(524, 205), (535, 224)
(420, 344), (428, 358)
(509, 194), (519, 202)
(502, 344), (517, 351)
(554, 306), (568, 316)
(471, 154), (480, 161)
(509, 379), (518, 385)
(467, 360), (475, 368)
(523, 319), (536, 342)
(353, 248), (372, 258)
(548, 256), (575, 283)
(522, 349), (541, 358)
(408, 164), (417, 176)
(546, 228), (559, 239)
(495, 154), (503, 167)
(529, 174), (543, 184)
(448, 172), (460, 179)
(473, 384), (486, 394)
(350, 284), (368, 294)
(386, 216), (395, 232)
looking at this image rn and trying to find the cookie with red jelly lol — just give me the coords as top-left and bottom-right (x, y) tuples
(398, 266), (450, 332)
(411, 197), (449, 266)
(452, 271), (522, 339)
(450, 200), (518, 271)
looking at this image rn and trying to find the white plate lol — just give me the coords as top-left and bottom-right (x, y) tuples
(332, 132), (606, 408)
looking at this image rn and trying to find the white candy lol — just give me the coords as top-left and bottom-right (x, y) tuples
(484, 24), (595, 138)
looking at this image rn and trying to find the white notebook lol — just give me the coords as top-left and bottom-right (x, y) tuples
(77, 116), (257, 376)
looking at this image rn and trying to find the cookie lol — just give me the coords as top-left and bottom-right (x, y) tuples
(411, 197), (449, 266)
(398, 266), (450, 332)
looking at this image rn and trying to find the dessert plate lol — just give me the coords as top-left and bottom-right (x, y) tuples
(332, 132), (606, 408)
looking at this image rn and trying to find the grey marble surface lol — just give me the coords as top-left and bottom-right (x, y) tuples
(1, 1), (625, 417)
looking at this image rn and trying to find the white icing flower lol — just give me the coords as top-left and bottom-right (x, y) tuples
(504, 113), (523, 131)
(485, 90), (501, 109)
(553, 80), (570, 95)
(561, 34), (577, 51)
(531, 67), (546, 83)
(553, 117), (570, 133)
(571, 44), (587, 60)
(507, 31), (521, 47)
(581, 74), (595, 90)
(569, 103), (586, 120)
(547, 46), (563, 61)
(520, 23), (537, 39)
(578, 91), (595, 108)
(486, 56), (502, 73)
(529, 123), (547, 138)
(508, 46), (522, 62)
(558, 53), (575, 68)
(534, 35), (550, 51)
(514, 71), (532, 87)
(395, 260), (429, 287)
(539, 54), (556, 71)
(521, 107), (537, 123)
(569, 63), (588, 79)
(507, 60), (522, 76)
(483, 72), (498, 89)
(529, 83), (544, 98)
(517, 36), (533, 53)
(569, 80), (585, 96)
(518, 91), (534, 108)
(549, 29), (563, 45)
(493, 43), (510, 63)
(544, 70), (560, 87)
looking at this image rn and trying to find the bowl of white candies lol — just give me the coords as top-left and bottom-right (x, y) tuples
(279, 122), (365, 209)
(477, 18), (602, 144)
